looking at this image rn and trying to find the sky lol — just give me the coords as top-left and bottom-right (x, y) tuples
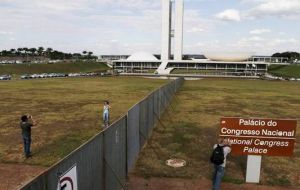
(0, 0), (299, 55)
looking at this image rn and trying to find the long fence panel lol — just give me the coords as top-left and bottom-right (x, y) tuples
(126, 103), (140, 172)
(139, 98), (149, 147)
(21, 77), (184, 190)
(22, 133), (104, 190)
(153, 89), (160, 120)
(147, 93), (154, 132)
(104, 116), (127, 190)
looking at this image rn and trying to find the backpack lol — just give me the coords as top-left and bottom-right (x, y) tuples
(210, 144), (224, 165)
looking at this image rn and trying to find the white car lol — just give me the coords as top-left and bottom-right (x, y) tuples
(0, 75), (11, 80)
(30, 74), (39, 79)
(21, 74), (30, 79)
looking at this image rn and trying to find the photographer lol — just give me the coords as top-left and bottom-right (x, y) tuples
(20, 114), (37, 158)
(211, 137), (232, 190)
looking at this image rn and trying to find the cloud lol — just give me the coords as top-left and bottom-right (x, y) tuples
(0, 0), (163, 54)
(187, 27), (204, 33)
(236, 36), (300, 54)
(244, 0), (300, 18)
(216, 9), (241, 22)
(0, 0), (299, 55)
(250, 28), (271, 34)
(35, 0), (160, 11)
(238, 36), (265, 44)
(218, 0), (300, 21)
(0, 31), (13, 35)
(185, 10), (214, 31)
(272, 38), (299, 45)
(184, 34), (299, 55)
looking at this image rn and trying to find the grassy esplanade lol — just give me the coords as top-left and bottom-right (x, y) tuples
(135, 79), (300, 187)
(268, 64), (300, 78)
(0, 77), (167, 166)
(0, 61), (109, 76)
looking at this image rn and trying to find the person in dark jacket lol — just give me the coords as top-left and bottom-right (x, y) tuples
(20, 115), (36, 158)
(212, 138), (232, 190)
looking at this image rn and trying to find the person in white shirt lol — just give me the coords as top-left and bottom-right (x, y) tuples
(212, 138), (232, 190)
(103, 101), (111, 128)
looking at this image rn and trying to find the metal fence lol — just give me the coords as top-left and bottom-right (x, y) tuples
(21, 77), (184, 190)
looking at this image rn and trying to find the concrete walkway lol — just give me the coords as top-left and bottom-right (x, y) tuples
(128, 175), (300, 190)
(0, 163), (45, 190)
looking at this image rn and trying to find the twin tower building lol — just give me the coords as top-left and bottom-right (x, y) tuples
(161, 0), (184, 62)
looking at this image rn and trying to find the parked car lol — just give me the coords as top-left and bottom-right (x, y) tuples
(68, 73), (80, 77)
(30, 74), (39, 79)
(40, 73), (48, 78)
(19, 71), (110, 80)
(0, 75), (11, 80)
(21, 74), (31, 79)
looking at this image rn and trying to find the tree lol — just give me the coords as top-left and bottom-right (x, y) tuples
(0, 47), (98, 61)
(272, 51), (300, 62)
(46, 48), (53, 58)
(10, 49), (16, 56)
(88, 51), (93, 59)
(17, 48), (23, 56)
(29, 48), (37, 56)
(73, 53), (81, 60)
(49, 50), (65, 60)
(23, 47), (29, 55)
(46, 48), (53, 53)
(1, 50), (9, 56)
(38, 47), (44, 56)
(22, 47), (29, 61)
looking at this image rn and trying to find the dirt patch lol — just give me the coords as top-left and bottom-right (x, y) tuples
(128, 175), (300, 190)
(0, 163), (46, 190)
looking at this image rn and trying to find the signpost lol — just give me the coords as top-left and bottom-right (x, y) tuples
(57, 165), (78, 190)
(219, 117), (297, 183)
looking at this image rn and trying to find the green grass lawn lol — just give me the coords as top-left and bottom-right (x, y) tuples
(268, 64), (300, 78)
(0, 77), (167, 166)
(0, 61), (109, 76)
(134, 79), (300, 187)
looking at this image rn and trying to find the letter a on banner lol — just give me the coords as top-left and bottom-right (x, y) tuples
(57, 165), (78, 190)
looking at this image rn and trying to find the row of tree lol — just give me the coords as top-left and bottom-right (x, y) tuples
(272, 51), (300, 62)
(0, 47), (97, 60)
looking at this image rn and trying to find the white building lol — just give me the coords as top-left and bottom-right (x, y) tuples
(112, 0), (282, 76)
(161, 0), (184, 62)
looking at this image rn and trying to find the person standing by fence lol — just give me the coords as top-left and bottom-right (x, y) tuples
(210, 137), (232, 190)
(103, 101), (111, 128)
(20, 114), (37, 158)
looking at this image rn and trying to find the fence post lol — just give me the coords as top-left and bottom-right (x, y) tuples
(102, 131), (106, 190)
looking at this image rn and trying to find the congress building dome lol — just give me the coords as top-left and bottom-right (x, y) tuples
(204, 51), (254, 62)
(127, 52), (159, 61)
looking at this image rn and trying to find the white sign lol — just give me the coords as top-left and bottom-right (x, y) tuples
(57, 165), (78, 190)
(246, 155), (262, 183)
